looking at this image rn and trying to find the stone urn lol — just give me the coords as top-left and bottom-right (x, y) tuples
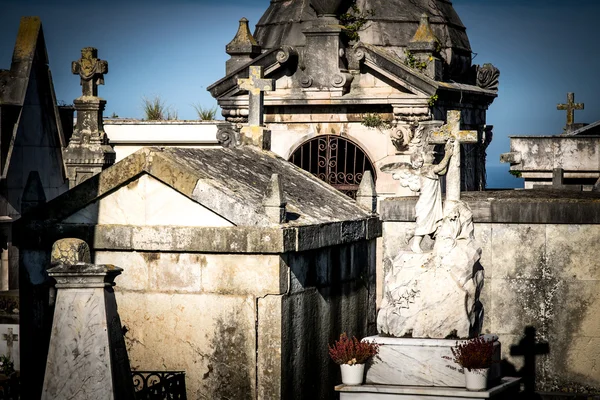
(310, 0), (345, 17)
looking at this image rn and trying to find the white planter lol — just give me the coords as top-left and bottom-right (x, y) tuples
(464, 368), (489, 391)
(340, 363), (365, 385)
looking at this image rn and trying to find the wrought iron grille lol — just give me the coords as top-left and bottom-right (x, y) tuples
(133, 371), (186, 400)
(289, 135), (376, 199)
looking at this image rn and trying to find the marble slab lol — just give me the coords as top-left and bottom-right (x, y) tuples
(364, 335), (501, 388)
(336, 377), (520, 400)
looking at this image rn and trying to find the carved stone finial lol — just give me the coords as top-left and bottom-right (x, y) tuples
(356, 171), (377, 213)
(410, 13), (439, 44)
(51, 238), (91, 266)
(64, 47), (115, 188)
(71, 47), (108, 97)
(226, 18), (262, 74)
(263, 174), (287, 224)
(407, 14), (442, 80)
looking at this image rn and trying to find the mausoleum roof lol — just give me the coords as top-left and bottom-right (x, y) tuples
(254, 0), (472, 74)
(19, 146), (376, 228)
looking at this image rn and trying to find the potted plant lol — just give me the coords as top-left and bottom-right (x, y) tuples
(444, 336), (495, 391)
(329, 333), (379, 385)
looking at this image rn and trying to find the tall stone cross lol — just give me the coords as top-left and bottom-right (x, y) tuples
(557, 92), (584, 130)
(71, 47), (108, 97)
(237, 66), (275, 126)
(2, 328), (17, 358)
(430, 110), (478, 202)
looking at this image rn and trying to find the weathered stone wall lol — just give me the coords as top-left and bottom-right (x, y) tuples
(279, 240), (378, 400)
(381, 192), (600, 392)
(92, 240), (377, 400)
(95, 251), (280, 400)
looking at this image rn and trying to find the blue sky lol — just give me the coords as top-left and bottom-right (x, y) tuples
(1, 0), (599, 188)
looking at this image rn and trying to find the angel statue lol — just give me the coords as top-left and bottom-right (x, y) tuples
(381, 139), (456, 253)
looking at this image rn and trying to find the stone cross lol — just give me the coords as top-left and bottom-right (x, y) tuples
(557, 92), (584, 130)
(71, 47), (108, 97)
(237, 66), (274, 126)
(429, 110), (478, 202)
(510, 326), (550, 394)
(2, 328), (17, 359)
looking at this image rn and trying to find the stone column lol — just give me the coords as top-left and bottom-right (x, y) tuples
(41, 241), (135, 400)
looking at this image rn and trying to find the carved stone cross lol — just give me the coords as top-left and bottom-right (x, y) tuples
(2, 328), (17, 358)
(71, 47), (108, 97)
(237, 66), (275, 126)
(557, 92), (584, 129)
(429, 110), (478, 202)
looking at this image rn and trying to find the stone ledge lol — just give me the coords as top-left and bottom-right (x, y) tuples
(19, 218), (382, 253)
(336, 377), (520, 399)
(381, 190), (600, 224)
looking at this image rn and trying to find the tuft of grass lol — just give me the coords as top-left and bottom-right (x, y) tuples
(142, 95), (178, 120)
(192, 104), (218, 121)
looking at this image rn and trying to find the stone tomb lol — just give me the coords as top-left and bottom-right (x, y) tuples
(15, 146), (380, 399)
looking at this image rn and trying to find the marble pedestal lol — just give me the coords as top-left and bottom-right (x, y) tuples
(336, 377), (520, 400)
(364, 335), (501, 388)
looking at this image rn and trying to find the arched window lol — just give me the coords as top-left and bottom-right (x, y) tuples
(289, 135), (376, 199)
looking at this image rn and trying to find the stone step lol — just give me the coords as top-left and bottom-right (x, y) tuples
(336, 377), (520, 399)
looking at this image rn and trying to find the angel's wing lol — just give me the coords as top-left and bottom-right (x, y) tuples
(380, 162), (421, 192)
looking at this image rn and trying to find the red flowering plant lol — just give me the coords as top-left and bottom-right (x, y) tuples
(443, 336), (495, 372)
(329, 333), (379, 365)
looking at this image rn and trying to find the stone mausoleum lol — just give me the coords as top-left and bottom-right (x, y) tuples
(502, 93), (600, 190)
(16, 145), (380, 399)
(209, 0), (499, 199)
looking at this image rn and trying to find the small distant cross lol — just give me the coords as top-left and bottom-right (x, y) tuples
(1, 328), (17, 359)
(71, 47), (108, 97)
(557, 92), (584, 130)
(237, 66), (275, 126)
(510, 326), (549, 394)
(429, 110), (478, 202)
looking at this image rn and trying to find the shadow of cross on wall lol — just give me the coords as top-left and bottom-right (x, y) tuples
(510, 326), (550, 396)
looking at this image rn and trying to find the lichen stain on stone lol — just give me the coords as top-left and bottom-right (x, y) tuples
(141, 252), (160, 263)
(126, 179), (139, 190)
(201, 315), (252, 400)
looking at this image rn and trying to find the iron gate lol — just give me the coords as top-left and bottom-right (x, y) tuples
(289, 135), (376, 199)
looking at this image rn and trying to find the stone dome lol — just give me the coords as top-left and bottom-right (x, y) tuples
(254, 0), (473, 79)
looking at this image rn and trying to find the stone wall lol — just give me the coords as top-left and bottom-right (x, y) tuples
(92, 240), (376, 399)
(279, 240), (377, 400)
(380, 191), (600, 392)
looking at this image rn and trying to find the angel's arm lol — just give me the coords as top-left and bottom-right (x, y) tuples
(433, 139), (455, 175)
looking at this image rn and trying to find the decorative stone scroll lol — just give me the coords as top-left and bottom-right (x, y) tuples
(476, 63), (500, 92)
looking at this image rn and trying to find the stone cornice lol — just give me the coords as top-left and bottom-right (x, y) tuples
(16, 218), (382, 253)
(380, 191), (600, 224)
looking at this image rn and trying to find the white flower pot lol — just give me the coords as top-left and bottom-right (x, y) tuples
(464, 368), (489, 391)
(340, 363), (365, 385)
